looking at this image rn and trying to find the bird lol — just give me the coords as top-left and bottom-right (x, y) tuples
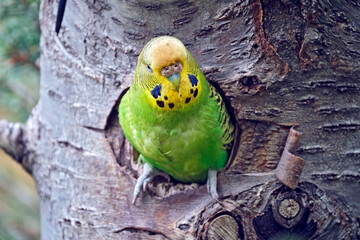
(55, 0), (67, 35)
(118, 36), (235, 205)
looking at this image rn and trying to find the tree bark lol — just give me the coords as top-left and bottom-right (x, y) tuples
(0, 0), (359, 239)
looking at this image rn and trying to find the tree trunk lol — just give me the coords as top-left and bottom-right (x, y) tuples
(1, 0), (359, 239)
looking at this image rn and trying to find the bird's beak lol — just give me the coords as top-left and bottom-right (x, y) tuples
(167, 73), (181, 91)
(161, 62), (183, 91)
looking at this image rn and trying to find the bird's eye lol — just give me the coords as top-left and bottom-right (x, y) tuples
(146, 65), (153, 73)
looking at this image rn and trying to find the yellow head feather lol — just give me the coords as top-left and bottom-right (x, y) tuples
(142, 36), (187, 70)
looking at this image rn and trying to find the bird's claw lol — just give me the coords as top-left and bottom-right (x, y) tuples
(207, 169), (219, 200)
(133, 164), (219, 205)
(132, 162), (171, 205)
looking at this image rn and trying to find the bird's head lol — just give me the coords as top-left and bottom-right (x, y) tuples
(138, 36), (188, 91)
(134, 36), (202, 110)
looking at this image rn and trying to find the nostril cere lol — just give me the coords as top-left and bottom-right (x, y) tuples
(172, 62), (183, 73)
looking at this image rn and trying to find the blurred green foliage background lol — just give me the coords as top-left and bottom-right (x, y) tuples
(0, 0), (41, 239)
(0, 0), (40, 122)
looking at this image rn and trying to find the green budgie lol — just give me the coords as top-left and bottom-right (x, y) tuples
(119, 36), (235, 205)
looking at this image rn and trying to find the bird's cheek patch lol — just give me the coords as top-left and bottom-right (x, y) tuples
(151, 84), (162, 99)
(188, 74), (198, 87)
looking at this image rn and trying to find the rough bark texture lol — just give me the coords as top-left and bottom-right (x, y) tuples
(0, 0), (359, 239)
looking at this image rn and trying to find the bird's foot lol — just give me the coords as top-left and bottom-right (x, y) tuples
(207, 169), (219, 200)
(132, 162), (171, 205)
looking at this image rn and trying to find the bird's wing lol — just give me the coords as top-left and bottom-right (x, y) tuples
(208, 83), (235, 151)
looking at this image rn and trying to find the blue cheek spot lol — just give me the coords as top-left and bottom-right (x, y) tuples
(188, 74), (198, 87)
(151, 84), (162, 99)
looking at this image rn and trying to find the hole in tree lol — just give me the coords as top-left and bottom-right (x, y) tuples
(105, 87), (140, 178)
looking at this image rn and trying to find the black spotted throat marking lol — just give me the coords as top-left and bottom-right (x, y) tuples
(150, 74), (199, 108)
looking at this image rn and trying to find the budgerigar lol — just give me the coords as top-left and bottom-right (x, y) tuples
(119, 36), (235, 205)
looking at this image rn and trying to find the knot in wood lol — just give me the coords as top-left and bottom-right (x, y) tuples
(278, 198), (300, 219)
(206, 215), (238, 240)
(271, 189), (308, 229)
(236, 75), (264, 95)
(239, 76), (259, 86)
